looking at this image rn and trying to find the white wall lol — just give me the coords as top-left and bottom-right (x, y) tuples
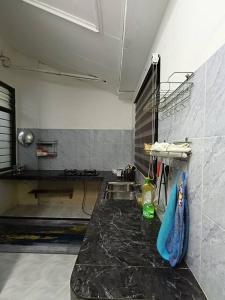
(0, 36), (133, 130)
(18, 77), (133, 130)
(0, 36), (133, 212)
(136, 0), (225, 91)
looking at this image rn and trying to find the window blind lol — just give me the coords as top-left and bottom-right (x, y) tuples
(134, 58), (160, 177)
(0, 81), (16, 172)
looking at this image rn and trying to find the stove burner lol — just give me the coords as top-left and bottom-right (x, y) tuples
(63, 169), (99, 177)
(83, 169), (99, 176)
(64, 169), (78, 176)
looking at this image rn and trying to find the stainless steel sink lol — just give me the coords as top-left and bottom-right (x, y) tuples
(105, 182), (141, 200)
(107, 182), (135, 192)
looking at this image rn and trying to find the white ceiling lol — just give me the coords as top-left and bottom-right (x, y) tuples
(39, 0), (99, 24)
(0, 0), (168, 99)
(119, 0), (169, 94)
(22, 0), (102, 32)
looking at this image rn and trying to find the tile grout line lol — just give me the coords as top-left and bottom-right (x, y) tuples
(199, 62), (207, 286)
(203, 212), (225, 232)
(203, 134), (225, 139)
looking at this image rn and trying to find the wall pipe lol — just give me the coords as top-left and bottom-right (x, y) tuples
(0, 54), (104, 82)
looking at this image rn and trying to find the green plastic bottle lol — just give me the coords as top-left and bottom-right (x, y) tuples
(142, 177), (155, 219)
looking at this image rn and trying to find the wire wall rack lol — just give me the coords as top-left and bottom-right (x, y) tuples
(143, 72), (194, 120)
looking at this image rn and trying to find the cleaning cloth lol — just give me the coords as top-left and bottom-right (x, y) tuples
(156, 179), (178, 261)
(157, 172), (189, 266)
(166, 172), (189, 266)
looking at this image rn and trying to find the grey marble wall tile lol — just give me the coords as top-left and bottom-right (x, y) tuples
(92, 130), (122, 145)
(56, 133), (79, 169)
(170, 65), (206, 141)
(74, 130), (91, 152)
(89, 153), (104, 170)
(121, 130), (134, 167)
(102, 141), (123, 170)
(89, 130), (104, 170)
(205, 43), (225, 137)
(121, 130), (133, 146)
(121, 144), (133, 167)
(159, 140), (203, 281)
(201, 215), (225, 300)
(89, 130), (133, 171)
(158, 115), (173, 142)
(151, 45), (225, 296)
(149, 138), (203, 280)
(18, 129), (133, 171)
(158, 65), (205, 143)
(203, 136), (225, 230)
(17, 128), (40, 170)
(38, 129), (80, 170)
(185, 138), (204, 281)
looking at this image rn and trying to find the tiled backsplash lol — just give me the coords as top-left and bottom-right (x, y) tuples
(17, 129), (134, 171)
(157, 43), (225, 299)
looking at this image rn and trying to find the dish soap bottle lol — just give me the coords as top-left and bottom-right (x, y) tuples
(142, 177), (155, 219)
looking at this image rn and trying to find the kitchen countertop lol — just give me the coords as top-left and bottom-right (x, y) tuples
(70, 173), (207, 300)
(0, 170), (106, 181)
(0, 169), (206, 299)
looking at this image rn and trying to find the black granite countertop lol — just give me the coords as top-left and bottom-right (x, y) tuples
(0, 170), (107, 181)
(70, 173), (207, 300)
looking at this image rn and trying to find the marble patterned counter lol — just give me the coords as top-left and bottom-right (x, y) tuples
(70, 173), (207, 300)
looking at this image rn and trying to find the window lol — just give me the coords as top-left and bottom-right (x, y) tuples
(134, 57), (160, 177)
(0, 81), (16, 172)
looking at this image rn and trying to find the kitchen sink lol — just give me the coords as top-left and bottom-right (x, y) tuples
(107, 182), (135, 192)
(104, 182), (141, 200)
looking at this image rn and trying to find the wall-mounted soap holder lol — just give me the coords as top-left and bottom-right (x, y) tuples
(143, 138), (192, 160)
(36, 140), (58, 158)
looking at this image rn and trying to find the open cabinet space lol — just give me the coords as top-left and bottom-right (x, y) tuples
(1, 180), (100, 219)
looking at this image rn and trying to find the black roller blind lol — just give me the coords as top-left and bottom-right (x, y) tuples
(134, 58), (160, 176)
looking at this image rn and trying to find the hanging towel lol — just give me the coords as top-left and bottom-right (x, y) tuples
(157, 172), (189, 266)
(156, 178), (178, 261)
(166, 172), (184, 266)
(178, 172), (189, 262)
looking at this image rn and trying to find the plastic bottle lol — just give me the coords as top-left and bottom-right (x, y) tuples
(142, 177), (155, 219)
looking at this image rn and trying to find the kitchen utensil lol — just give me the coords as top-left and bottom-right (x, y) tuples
(18, 130), (34, 146)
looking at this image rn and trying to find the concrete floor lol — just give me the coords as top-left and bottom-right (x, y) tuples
(0, 253), (76, 300)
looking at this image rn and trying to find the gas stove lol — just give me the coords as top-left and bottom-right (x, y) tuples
(63, 169), (99, 177)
